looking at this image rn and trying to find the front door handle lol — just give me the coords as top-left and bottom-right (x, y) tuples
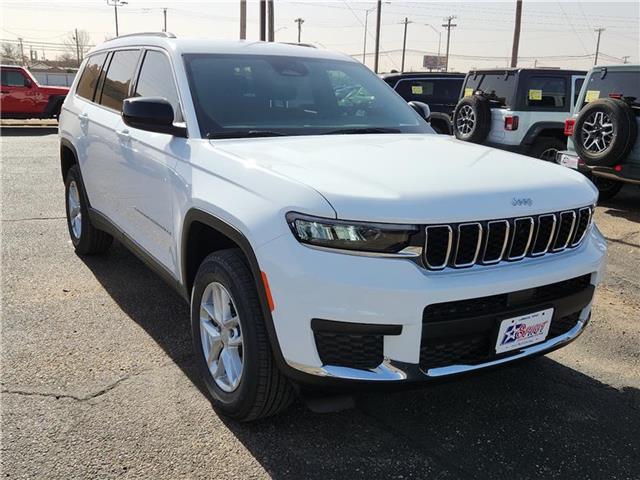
(78, 113), (89, 125)
(116, 129), (131, 140)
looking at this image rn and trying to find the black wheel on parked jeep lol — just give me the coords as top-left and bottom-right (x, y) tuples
(529, 136), (566, 162)
(572, 98), (637, 167)
(452, 95), (491, 143)
(64, 165), (113, 255)
(191, 249), (296, 421)
(592, 176), (624, 201)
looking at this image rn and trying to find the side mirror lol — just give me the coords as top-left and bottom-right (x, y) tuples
(408, 101), (431, 122)
(122, 97), (187, 137)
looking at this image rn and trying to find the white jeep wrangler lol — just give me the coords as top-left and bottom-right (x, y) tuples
(59, 34), (606, 421)
(453, 68), (585, 161)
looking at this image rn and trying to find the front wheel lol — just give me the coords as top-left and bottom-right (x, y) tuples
(529, 136), (566, 162)
(191, 249), (296, 421)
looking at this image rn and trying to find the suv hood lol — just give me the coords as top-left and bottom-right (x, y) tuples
(213, 134), (597, 223)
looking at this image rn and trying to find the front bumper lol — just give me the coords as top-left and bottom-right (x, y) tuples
(257, 224), (607, 384)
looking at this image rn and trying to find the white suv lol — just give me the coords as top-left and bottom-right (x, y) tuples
(59, 33), (606, 421)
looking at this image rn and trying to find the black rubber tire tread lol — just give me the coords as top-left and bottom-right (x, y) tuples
(64, 165), (113, 255)
(529, 136), (566, 161)
(191, 249), (296, 422)
(452, 95), (492, 143)
(592, 176), (624, 201)
(572, 98), (637, 167)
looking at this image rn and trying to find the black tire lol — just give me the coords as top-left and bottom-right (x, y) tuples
(452, 95), (491, 143)
(572, 98), (637, 167)
(64, 165), (113, 255)
(529, 136), (566, 162)
(191, 249), (296, 421)
(592, 176), (624, 201)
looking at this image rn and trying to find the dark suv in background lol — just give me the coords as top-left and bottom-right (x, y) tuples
(452, 68), (585, 160)
(382, 72), (465, 134)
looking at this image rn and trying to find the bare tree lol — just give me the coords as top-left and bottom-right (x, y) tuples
(1, 43), (19, 64)
(62, 30), (92, 65)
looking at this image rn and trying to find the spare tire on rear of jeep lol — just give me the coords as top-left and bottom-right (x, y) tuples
(572, 98), (637, 167)
(452, 95), (491, 143)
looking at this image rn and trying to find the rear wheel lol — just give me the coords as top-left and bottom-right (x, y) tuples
(529, 136), (566, 162)
(191, 249), (296, 421)
(65, 165), (113, 255)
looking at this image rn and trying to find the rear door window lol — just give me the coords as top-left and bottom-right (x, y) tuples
(98, 49), (140, 112)
(394, 78), (463, 105)
(526, 76), (567, 109)
(76, 53), (107, 101)
(463, 72), (516, 108)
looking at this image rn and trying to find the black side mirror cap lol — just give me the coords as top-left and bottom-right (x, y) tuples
(122, 97), (187, 137)
(408, 101), (431, 122)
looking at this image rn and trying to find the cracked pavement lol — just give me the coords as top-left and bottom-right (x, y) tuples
(1, 128), (639, 479)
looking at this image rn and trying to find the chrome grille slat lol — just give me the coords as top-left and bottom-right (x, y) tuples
(454, 223), (483, 267)
(422, 206), (592, 271)
(508, 217), (534, 260)
(482, 220), (510, 264)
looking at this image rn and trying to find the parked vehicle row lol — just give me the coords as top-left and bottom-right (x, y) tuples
(59, 33), (605, 421)
(0, 65), (69, 119)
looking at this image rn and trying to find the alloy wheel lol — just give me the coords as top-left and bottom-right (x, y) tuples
(199, 282), (244, 392)
(581, 111), (614, 154)
(67, 180), (82, 240)
(456, 105), (476, 135)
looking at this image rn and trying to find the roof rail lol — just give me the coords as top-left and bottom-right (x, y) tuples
(105, 32), (176, 42)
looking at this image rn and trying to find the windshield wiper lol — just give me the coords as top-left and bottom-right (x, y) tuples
(207, 130), (289, 139)
(322, 127), (402, 135)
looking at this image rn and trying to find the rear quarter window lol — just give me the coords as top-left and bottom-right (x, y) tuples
(394, 78), (463, 105)
(76, 53), (108, 101)
(525, 76), (567, 109)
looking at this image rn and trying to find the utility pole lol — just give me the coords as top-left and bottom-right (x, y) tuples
(441, 15), (457, 72)
(18, 37), (25, 66)
(294, 17), (304, 43)
(162, 8), (167, 32)
(239, 0), (246, 39)
(259, 0), (266, 40)
(401, 17), (411, 72)
(267, 0), (274, 41)
(106, 0), (127, 37)
(622, 55), (630, 64)
(593, 27), (605, 65)
(74, 28), (81, 67)
(373, 0), (382, 73)
(510, 0), (522, 67)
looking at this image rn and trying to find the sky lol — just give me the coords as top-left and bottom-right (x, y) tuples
(1, 0), (639, 73)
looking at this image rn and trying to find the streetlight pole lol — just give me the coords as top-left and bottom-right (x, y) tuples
(163, 8), (167, 32)
(106, 0), (127, 37)
(423, 24), (442, 70)
(362, 6), (376, 65)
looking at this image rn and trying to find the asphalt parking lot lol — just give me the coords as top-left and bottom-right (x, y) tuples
(1, 128), (639, 479)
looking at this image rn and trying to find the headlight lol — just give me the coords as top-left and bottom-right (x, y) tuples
(286, 213), (420, 254)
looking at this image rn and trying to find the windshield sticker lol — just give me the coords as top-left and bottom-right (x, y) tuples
(585, 90), (600, 102)
(464, 87), (474, 97)
(411, 85), (423, 95)
(528, 89), (543, 101)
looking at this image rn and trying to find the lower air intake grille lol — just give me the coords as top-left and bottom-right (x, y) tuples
(314, 332), (383, 370)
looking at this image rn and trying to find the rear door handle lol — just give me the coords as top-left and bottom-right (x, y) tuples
(78, 113), (89, 125)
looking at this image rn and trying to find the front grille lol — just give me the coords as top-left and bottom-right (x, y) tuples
(420, 312), (583, 370)
(314, 331), (383, 370)
(423, 206), (592, 270)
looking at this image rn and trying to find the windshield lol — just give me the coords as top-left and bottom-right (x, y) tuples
(184, 54), (432, 138)
(580, 70), (639, 110)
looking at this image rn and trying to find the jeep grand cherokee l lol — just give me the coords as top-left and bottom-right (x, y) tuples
(58, 33), (606, 421)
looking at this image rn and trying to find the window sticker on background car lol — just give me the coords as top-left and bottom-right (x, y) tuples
(585, 90), (600, 102)
(464, 87), (473, 97)
(412, 85), (423, 95)
(528, 89), (543, 101)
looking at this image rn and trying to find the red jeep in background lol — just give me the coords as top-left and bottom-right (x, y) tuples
(1, 65), (69, 119)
